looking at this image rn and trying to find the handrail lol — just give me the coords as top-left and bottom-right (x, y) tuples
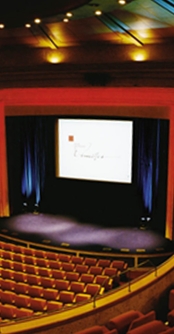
(93, 259), (157, 308)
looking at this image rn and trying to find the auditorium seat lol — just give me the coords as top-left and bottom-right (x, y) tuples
(0, 303), (19, 320)
(13, 282), (29, 295)
(24, 264), (39, 275)
(40, 277), (56, 289)
(61, 262), (75, 272)
(0, 278), (15, 291)
(102, 267), (120, 285)
(11, 244), (24, 254)
(71, 255), (84, 265)
(36, 258), (50, 268)
(12, 261), (26, 272)
(0, 250), (13, 260)
(127, 320), (168, 334)
(45, 251), (59, 261)
(47, 300), (63, 311)
(47, 260), (62, 270)
(42, 288), (59, 301)
(97, 259), (111, 268)
(15, 307), (34, 319)
(70, 282), (85, 294)
(84, 257), (98, 266)
(1, 301), (33, 321)
(88, 266), (103, 276)
(111, 260), (128, 272)
(127, 310), (156, 331)
(38, 267), (53, 277)
(1, 268), (14, 280)
(84, 283), (104, 297)
(29, 297), (47, 312)
(13, 271), (28, 283)
(23, 255), (37, 265)
(58, 253), (72, 263)
(0, 240), (8, 250)
(12, 252), (25, 263)
(27, 285), (44, 298)
(66, 271), (80, 282)
(34, 249), (47, 258)
(51, 269), (66, 279)
(76, 264), (89, 274)
(58, 291), (75, 305)
(54, 279), (70, 291)
(0, 289), (16, 304)
(74, 293), (91, 304)
(106, 310), (143, 334)
(0, 258), (13, 269)
(0, 241), (6, 249)
(80, 273), (95, 284)
(26, 274), (42, 286)
(93, 275), (113, 291)
(103, 267), (118, 277)
(14, 294), (31, 308)
(20, 247), (35, 257)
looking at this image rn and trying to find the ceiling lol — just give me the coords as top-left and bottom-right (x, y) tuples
(0, 0), (173, 88)
(0, 0), (173, 49)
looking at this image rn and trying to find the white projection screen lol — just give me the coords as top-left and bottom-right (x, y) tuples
(56, 119), (133, 183)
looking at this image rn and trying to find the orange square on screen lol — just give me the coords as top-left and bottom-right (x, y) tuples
(68, 135), (74, 142)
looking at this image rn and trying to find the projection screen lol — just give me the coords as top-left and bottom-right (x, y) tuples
(56, 118), (133, 183)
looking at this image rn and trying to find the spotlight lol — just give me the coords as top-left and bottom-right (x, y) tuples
(95, 10), (102, 16)
(139, 216), (151, 230)
(22, 202), (28, 213)
(34, 18), (41, 24)
(33, 203), (39, 214)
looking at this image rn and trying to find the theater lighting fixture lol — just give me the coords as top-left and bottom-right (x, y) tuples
(66, 12), (73, 17)
(118, 0), (126, 4)
(131, 50), (148, 61)
(63, 18), (69, 22)
(95, 10), (102, 16)
(25, 23), (31, 28)
(34, 18), (41, 24)
(0, 24), (4, 29)
(46, 50), (64, 63)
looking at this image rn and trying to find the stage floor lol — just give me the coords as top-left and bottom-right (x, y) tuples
(0, 213), (173, 255)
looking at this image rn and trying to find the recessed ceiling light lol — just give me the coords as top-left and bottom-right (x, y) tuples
(118, 0), (126, 5)
(66, 12), (73, 17)
(95, 10), (102, 16)
(63, 18), (69, 23)
(0, 24), (5, 29)
(34, 18), (41, 24)
(25, 23), (31, 28)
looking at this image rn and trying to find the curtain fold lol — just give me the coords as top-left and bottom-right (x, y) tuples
(21, 117), (47, 208)
(137, 119), (161, 218)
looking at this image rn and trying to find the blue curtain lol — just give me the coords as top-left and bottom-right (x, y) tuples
(137, 119), (160, 218)
(21, 118), (47, 207)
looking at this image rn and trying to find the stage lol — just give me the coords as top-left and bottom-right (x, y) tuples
(0, 213), (173, 255)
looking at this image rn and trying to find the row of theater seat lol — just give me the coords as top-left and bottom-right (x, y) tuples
(0, 240), (128, 320)
(0, 241), (128, 291)
(0, 245), (127, 271)
(74, 309), (174, 334)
